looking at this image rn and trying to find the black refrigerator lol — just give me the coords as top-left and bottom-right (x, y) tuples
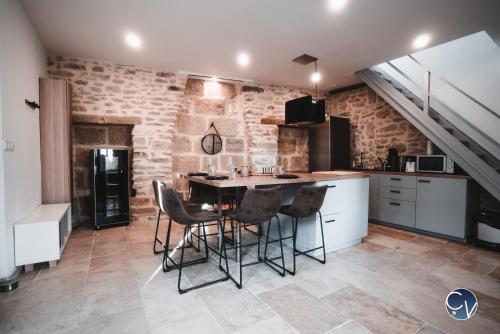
(91, 148), (130, 229)
(308, 116), (350, 171)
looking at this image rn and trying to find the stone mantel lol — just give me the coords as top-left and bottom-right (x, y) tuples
(72, 114), (142, 125)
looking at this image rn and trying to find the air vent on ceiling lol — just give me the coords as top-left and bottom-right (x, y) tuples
(291, 54), (318, 65)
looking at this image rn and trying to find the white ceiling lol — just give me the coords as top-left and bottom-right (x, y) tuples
(20, 0), (500, 90)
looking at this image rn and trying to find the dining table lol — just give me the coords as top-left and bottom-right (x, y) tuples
(188, 171), (369, 262)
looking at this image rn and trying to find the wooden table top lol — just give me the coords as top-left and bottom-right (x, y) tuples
(189, 171), (368, 188)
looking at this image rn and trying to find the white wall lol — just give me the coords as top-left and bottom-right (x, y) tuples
(0, 0), (46, 279)
(377, 31), (500, 146)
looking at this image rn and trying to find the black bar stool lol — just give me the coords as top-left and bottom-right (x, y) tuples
(223, 187), (284, 289)
(277, 185), (328, 275)
(161, 187), (229, 294)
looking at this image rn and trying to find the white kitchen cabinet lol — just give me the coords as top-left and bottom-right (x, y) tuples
(273, 177), (369, 256)
(378, 198), (416, 227)
(415, 177), (467, 239)
(379, 174), (416, 189)
(368, 174), (379, 220)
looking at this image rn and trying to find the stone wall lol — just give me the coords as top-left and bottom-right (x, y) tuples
(172, 79), (246, 175)
(278, 127), (309, 172)
(48, 55), (187, 222)
(72, 124), (133, 225)
(47, 55), (312, 223)
(240, 84), (316, 171)
(327, 86), (428, 169)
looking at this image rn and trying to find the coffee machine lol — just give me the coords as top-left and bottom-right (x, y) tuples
(387, 148), (399, 172)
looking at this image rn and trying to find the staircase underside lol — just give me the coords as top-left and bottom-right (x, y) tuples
(357, 68), (500, 201)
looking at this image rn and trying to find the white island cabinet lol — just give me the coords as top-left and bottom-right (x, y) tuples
(272, 176), (369, 255)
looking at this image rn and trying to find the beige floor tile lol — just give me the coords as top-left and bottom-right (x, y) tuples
(431, 264), (500, 299)
(75, 307), (151, 334)
(488, 266), (500, 281)
(141, 278), (217, 329)
(473, 291), (500, 324)
(37, 253), (90, 280)
(322, 285), (424, 334)
(4, 222), (500, 334)
(232, 315), (297, 334)
(259, 283), (347, 334)
(415, 324), (446, 334)
(326, 320), (373, 334)
(91, 238), (130, 257)
(198, 282), (275, 333)
(89, 251), (133, 273)
(64, 237), (93, 256)
(129, 240), (157, 259)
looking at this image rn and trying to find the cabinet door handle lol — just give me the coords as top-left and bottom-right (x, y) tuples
(325, 219), (336, 223)
(328, 185), (336, 188)
(390, 190), (401, 194)
(389, 202), (401, 206)
(418, 179), (431, 183)
(390, 177), (401, 181)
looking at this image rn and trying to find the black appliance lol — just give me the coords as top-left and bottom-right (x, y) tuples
(91, 148), (130, 229)
(285, 95), (325, 125)
(387, 148), (399, 172)
(308, 116), (350, 171)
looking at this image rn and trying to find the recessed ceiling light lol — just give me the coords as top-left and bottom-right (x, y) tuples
(311, 72), (322, 83)
(413, 33), (431, 49)
(237, 52), (250, 67)
(328, 0), (348, 12)
(124, 32), (142, 49)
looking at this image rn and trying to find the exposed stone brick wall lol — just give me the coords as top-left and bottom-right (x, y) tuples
(47, 55), (187, 222)
(72, 124), (133, 225)
(327, 86), (428, 169)
(240, 84), (317, 171)
(47, 55), (312, 222)
(172, 79), (246, 175)
(278, 127), (309, 172)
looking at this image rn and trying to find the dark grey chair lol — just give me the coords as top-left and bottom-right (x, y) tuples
(278, 185), (328, 275)
(161, 187), (229, 294)
(152, 180), (211, 254)
(224, 187), (284, 288)
(152, 180), (169, 254)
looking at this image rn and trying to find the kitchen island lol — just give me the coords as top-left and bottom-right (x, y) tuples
(189, 171), (369, 255)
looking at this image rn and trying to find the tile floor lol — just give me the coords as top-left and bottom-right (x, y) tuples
(1, 221), (499, 334)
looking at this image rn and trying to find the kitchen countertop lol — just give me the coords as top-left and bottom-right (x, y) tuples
(335, 169), (472, 179)
(189, 171), (368, 188)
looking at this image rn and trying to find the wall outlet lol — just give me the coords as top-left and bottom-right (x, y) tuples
(3, 140), (15, 152)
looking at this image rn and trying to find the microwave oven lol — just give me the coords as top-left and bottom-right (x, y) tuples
(416, 155), (454, 173)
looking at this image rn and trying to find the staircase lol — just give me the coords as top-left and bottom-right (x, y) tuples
(357, 55), (500, 201)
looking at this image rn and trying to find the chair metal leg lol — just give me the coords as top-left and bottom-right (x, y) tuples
(292, 212), (327, 266)
(276, 216), (286, 277)
(162, 219), (174, 272)
(318, 212), (326, 264)
(177, 226), (188, 294)
(237, 222), (243, 289)
(263, 216), (286, 277)
(263, 219), (271, 260)
(154, 210), (164, 254)
(289, 217), (298, 275)
(202, 223), (209, 260)
(197, 224), (201, 252)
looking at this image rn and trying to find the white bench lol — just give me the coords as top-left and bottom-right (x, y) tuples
(14, 203), (72, 271)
